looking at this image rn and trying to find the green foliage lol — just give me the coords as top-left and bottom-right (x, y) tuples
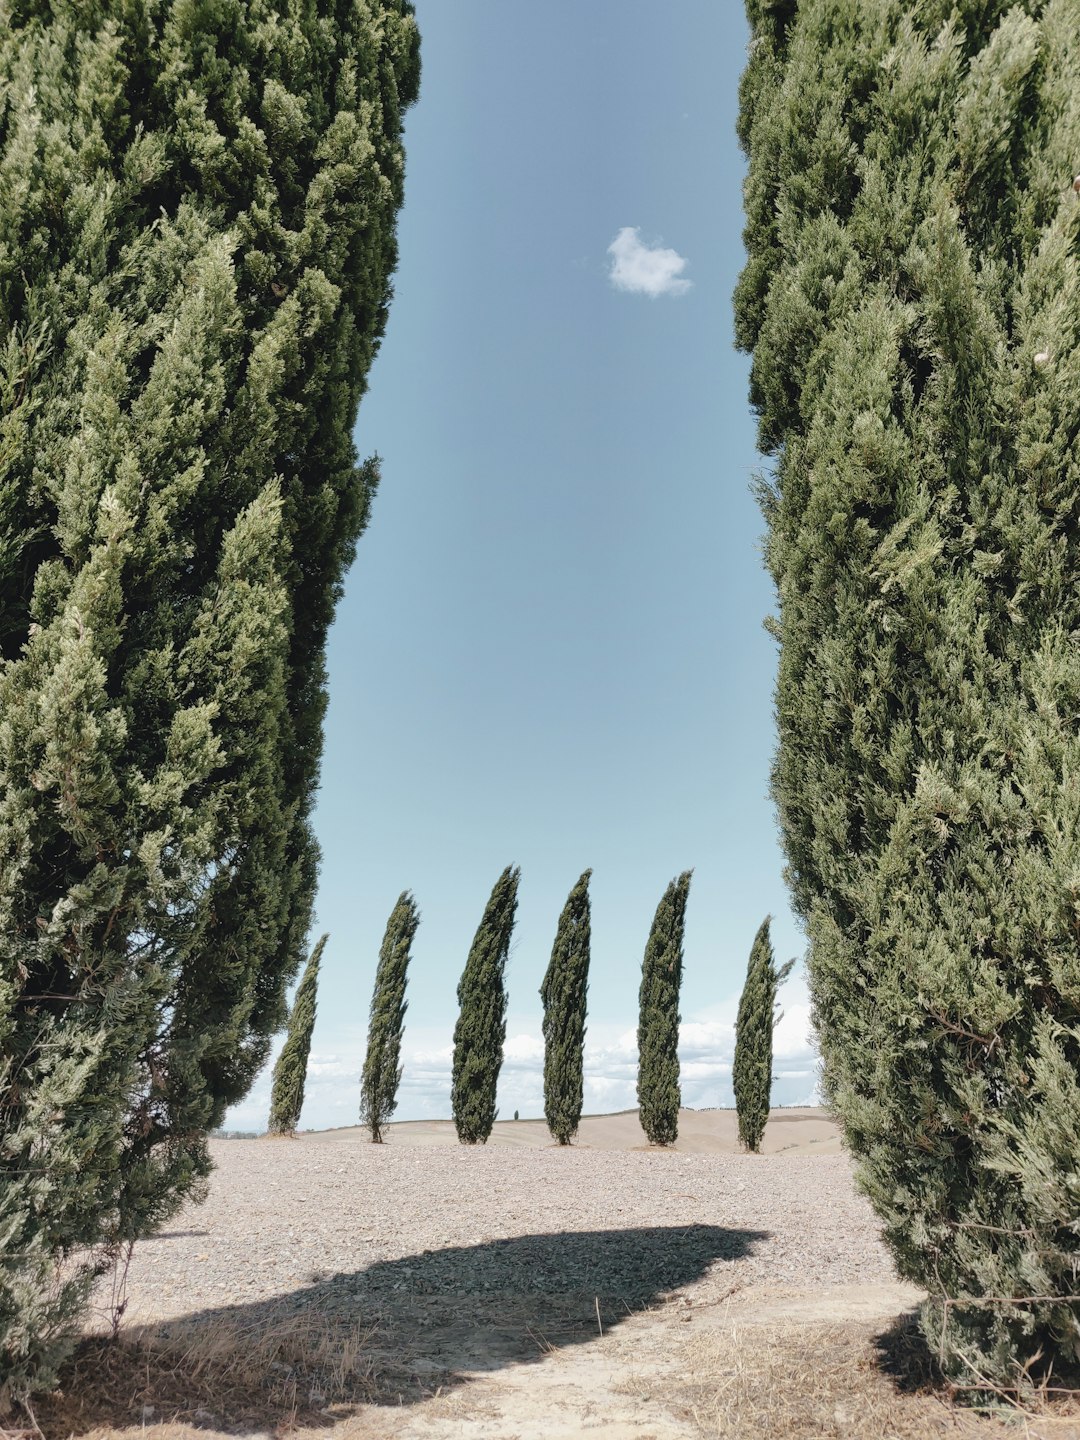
(0, 0), (419, 1404)
(541, 869), (592, 1145)
(452, 867), (520, 1145)
(268, 933), (327, 1136)
(732, 919), (794, 1152)
(360, 891), (419, 1143)
(637, 871), (692, 1146)
(738, 0), (1080, 1388)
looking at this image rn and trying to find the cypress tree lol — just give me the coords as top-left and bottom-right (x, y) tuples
(732, 918), (794, 1153)
(359, 890), (419, 1143)
(738, 0), (1080, 1388)
(637, 871), (692, 1147)
(0, 0), (419, 1403)
(452, 866), (520, 1145)
(540, 869), (592, 1145)
(268, 933), (327, 1136)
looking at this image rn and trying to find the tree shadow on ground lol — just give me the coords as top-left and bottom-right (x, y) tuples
(142, 1230), (210, 1241)
(40, 1224), (767, 1436)
(872, 1307), (942, 1395)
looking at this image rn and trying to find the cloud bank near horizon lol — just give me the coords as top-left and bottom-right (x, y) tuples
(607, 226), (692, 298)
(225, 973), (819, 1133)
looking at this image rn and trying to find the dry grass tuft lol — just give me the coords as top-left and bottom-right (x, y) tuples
(678, 1312), (1080, 1440)
(25, 1309), (388, 1439)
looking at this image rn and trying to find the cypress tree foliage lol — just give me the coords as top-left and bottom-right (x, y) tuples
(268, 933), (328, 1136)
(359, 890), (419, 1143)
(732, 918), (794, 1153)
(738, 0), (1080, 1388)
(451, 866), (520, 1145)
(0, 0), (419, 1402)
(637, 871), (692, 1147)
(540, 869), (592, 1145)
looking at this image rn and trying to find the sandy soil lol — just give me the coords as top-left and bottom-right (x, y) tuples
(308, 1106), (843, 1155)
(43, 1109), (1076, 1440)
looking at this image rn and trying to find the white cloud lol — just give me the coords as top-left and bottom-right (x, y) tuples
(502, 1033), (545, 1065)
(607, 226), (691, 298)
(773, 1000), (814, 1059)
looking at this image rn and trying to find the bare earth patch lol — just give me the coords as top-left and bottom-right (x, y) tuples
(31, 1110), (1080, 1439)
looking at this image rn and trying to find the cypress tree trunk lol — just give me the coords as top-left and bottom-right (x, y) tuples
(360, 890), (419, 1143)
(738, 0), (1080, 1388)
(268, 934), (328, 1136)
(540, 869), (592, 1145)
(0, 0), (419, 1403)
(452, 866), (520, 1145)
(732, 918), (794, 1153)
(637, 871), (692, 1147)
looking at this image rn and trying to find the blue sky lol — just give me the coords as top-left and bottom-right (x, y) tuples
(228, 1), (819, 1132)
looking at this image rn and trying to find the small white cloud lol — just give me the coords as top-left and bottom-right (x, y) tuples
(608, 226), (691, 298)
(772, 972), (817, 1062)
(502, 1033), (545, 1065)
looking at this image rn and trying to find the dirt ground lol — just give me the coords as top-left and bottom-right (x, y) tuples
(31, 1110), (1080, 1440)
(307, 1105), (843, 1155)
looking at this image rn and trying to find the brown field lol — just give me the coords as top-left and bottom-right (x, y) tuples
(27, 1109), (1080, 1440)
(305, 1104), (843, 1155)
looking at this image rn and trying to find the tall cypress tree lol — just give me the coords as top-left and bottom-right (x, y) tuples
(541, 869), (592, 1145)
(0, 0), (419, 1402)
(452, 866), (520, 1145)
(637, 871), (692, 1147)
(360, 890), (419, 1143)
(738, 0), (1080, 1387)
(732, 918), (794, 1153)
(268, 933), (328, 1136)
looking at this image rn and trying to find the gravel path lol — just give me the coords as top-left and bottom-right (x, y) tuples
(106, 1136), (895, 1337)
(71, 1135), (911, 1433)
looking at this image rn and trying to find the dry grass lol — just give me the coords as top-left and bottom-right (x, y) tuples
(21, 1309), (396, 1440)
(674, 1312), (1080, 1440)
(17, 1298), (1080, 1439)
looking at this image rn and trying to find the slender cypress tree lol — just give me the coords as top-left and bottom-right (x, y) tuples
(0, 0), (419, 1403)
(732, 919), (794, 1153)
(268, 934), (328, 1136)
(452, 866), (520, 1145)
(541, 869), (592, 1145)
(738, 0), (1080, 1388)
(637, 871), (692, 1146)
(360, 890), (419, 1143)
